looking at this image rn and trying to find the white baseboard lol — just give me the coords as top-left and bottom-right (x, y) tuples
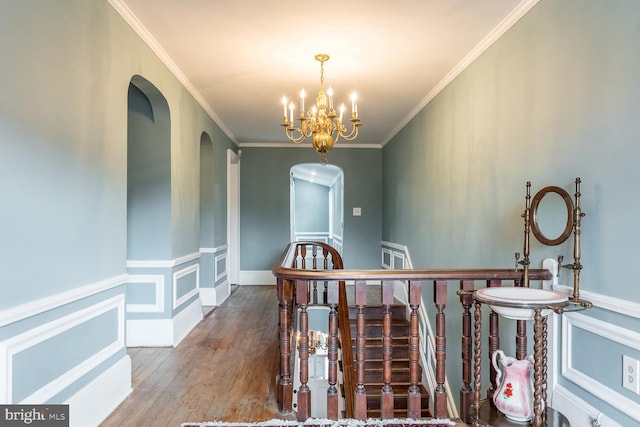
(552, 384), (622, 427)
(239, 270), (276, 285)
(200, 287), (217, 306)
(215, 280), (231, 305)
(173, 298), (203, 346)
(66, 355), (132, 427)
(200, 281), (231, 306)
(126, 299), (203, 347)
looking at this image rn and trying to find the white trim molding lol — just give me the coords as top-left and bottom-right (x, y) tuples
(239, 270), (276, 286)
(173, 264), (200, 309)
(199, 244), (229, 254)
(107, 0), (235, 142)
(126, 297), (202, 347)
(126, 274), (165, 313)
(561, 312), (640, 422)
(214, 253), (228, 283)
(0, 295), (126, 403)
(381, 0), (540, 145)
(126, 252), (201, 269)
(552, 384), (622, 427)
(66, 355), (132, 427)
(0, 274), (127, 328)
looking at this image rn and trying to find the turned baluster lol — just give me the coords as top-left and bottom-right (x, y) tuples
(472, 301), (483, 425)
(311, 246), (318, 303)
(326, 280), (339, 419)
(542, 316), (549, 408)
(459, 279), (474, 423)
(381, 280), (395, 418)
(295, 280), (311, 421)
(487, 279), (501, 397)
(407, 280), (422, 418)
(300, 245), (307, 269)
(277, 278), (293, 414)
(354, 280), (368, 420)
(533, 309), (544, 427)
(323, 248), (329, 304)
(434, 280), (448, 419)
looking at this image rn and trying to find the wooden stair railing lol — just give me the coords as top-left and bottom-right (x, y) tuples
(273, 242), (553, 422)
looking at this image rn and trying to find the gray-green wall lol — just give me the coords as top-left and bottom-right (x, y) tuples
(294, 179), (330, 233)
(0, 0), (235, 421)
(240, 147), (382, 270)
(382, 0), (640, 424)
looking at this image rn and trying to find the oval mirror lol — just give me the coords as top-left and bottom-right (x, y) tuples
(530, 186), (574, 246)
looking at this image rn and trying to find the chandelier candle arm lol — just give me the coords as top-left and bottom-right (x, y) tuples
(279, 53), (361, 165)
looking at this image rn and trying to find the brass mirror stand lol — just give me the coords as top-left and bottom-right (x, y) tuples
(522, 178), (592, 309)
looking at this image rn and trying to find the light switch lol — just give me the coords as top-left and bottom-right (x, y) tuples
(353, 207), (361, 216)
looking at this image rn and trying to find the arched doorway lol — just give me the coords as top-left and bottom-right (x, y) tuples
(290, 163), (344, 254)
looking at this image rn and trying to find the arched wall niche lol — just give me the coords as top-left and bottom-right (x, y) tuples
(199, 131), (215, 248)
(127, 74), (172, 260)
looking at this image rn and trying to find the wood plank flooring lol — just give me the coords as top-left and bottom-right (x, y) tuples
(101, 285), (292, 426)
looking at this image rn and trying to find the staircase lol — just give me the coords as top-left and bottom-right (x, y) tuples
(343, 303), (432, 418)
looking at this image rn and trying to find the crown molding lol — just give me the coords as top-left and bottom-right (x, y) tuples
(381, 0), (540, 146)
(237, 141), (382, 149)
(107, 0), (236, 143)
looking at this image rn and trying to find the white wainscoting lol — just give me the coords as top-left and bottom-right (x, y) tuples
(126, 253), (204, 347)
(173, 263), (200, 309)
(126, 274), (165, 313)
(66, 355), (132, 427)
(0, 294), (126, 404)
(200, 246), (230, 305)
(125, 297), (202, 347)
(0, 277), (130, 424)
(559, 310), (640, 424)
(553, 384), (622, 427)
(0, 274), (128, 328)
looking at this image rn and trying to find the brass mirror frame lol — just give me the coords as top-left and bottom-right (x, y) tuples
(529, 186), (574, 246)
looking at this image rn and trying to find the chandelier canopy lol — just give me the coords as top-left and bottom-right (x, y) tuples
(281, 54), (361, 165)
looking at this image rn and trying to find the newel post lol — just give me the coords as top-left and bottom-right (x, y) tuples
(277, 278), (293, 413)
(434, 280), (448, 419)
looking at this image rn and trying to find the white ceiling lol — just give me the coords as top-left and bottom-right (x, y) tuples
(110, 0), (537, 147)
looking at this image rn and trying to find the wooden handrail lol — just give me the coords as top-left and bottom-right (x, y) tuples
(274, 243), (551, 282)
(274, 241), (553, 421)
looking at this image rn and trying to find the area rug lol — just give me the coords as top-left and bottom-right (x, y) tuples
(182, 418), (456, 427)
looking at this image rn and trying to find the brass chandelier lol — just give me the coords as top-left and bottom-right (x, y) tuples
(281, 54), (361, 165)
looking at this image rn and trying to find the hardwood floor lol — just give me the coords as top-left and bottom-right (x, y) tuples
(102, 285), (292, 426)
